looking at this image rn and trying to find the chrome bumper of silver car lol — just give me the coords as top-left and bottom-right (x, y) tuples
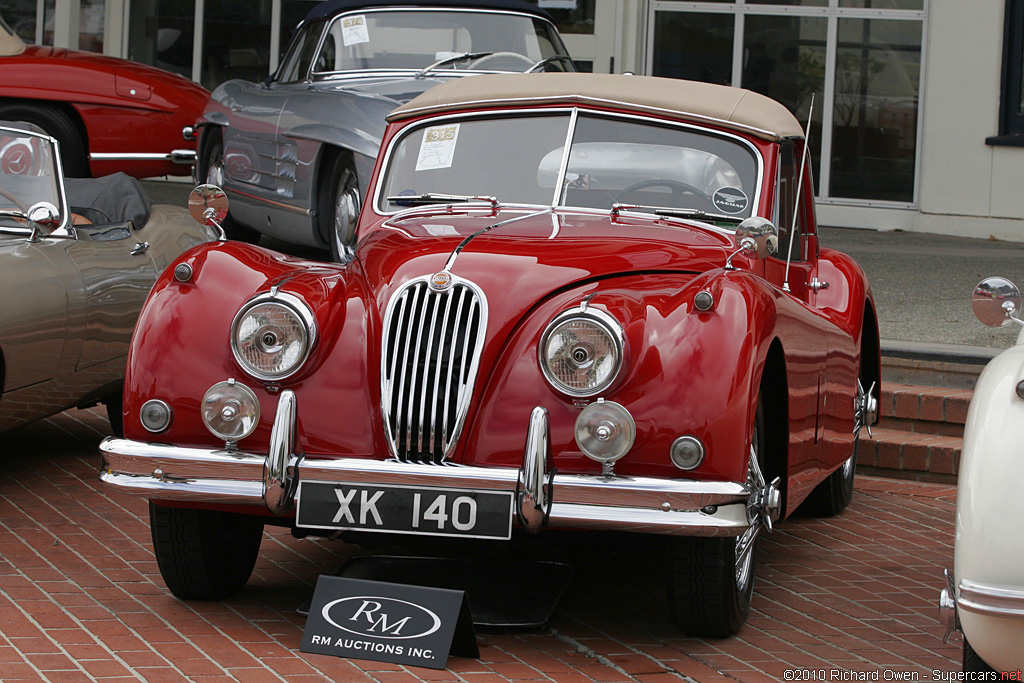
(99, 391), (754, 537)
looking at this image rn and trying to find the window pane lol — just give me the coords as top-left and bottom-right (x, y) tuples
(202, 0), (272, 89)
(5, 2), (38, 43)
(830, 18), (921, 202)
(742, 15), (826, 193)
(839, 0), (924, 9)
(752, 0), (828, 6)
(79, 0), (104, 52)
(127, 0), (193, 79)
(652, 12), (734, 85)
(523, 0), (596, 35)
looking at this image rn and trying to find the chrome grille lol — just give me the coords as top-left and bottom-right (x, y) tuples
(381, 275), (487, 463)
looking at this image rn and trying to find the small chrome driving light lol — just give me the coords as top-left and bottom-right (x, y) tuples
(139, 399), (173, 433)
(670, 435), (705, 470)
(231, 291), (316, 381)
(575, 399), (635, 470)
(540, 307), (624, 397)
(202, 379), (260, 444)
(694, 290), (714, 312)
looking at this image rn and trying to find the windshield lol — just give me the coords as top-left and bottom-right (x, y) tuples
(305, 10), (569, 74)
(377, 111), (761, 219)
(0, 128), (63, 228)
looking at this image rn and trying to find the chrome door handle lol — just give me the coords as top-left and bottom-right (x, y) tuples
(809, 277), (829, 292)
(130, 241), (149, 256)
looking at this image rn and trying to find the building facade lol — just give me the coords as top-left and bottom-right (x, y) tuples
(6, 0), (1023, 239)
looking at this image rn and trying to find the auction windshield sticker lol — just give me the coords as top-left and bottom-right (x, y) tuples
(416, 124), (461, 171)
(341, 15), (369, 46)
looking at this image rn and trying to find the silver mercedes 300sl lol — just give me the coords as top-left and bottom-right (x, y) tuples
(193, 0), (573, 262)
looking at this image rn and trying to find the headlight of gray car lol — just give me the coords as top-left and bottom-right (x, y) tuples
(231, 291), (316, 381)
(539, 307), (624, 397)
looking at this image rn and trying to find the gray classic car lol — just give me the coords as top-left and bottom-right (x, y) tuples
(0, 121), (218, 434)
(194, 0), (573, 262)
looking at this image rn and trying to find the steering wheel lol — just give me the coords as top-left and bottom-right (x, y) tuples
(613, 179), (713, 205)
(469, 51), (536, 71)
(0, 187), (28, 213)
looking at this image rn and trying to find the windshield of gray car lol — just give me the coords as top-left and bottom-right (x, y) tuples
(376, 111), (761, 219)
(299, 10), (568, 76)
(0, 129), (62, 227)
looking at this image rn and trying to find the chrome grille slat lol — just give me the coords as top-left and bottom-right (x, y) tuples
(381, 276), (487, 463)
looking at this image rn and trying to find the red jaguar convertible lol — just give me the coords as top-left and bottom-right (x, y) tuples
(100, 73), (880, 637)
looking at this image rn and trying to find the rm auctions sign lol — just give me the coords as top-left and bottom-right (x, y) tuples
(300, 576), (478, 669)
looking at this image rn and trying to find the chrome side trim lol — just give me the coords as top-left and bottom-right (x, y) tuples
(98, 437), (751, 536)
(89, 150), (196, 164)
(958, 579), (1024, 620)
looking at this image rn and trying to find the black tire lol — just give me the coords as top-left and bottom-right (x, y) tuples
(103, 391), (123, 438)
(149, 502), (264, 600)
(199, 127), (259, 243)
(319, 152), (361, 263)
(0, 102), (88, 177)
(668, 399), (764, 637)
(963, 635), (996, 673)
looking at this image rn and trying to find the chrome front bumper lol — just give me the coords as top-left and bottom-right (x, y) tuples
(940, 569), (1024, 641)
(99, 391), (755, 537)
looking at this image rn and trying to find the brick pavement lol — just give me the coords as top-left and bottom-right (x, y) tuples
(0, 407), (961, 682)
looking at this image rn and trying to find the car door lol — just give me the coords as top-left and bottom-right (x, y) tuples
(1, 234), (70, 393)
(763, 140), (830, 494)
(63, 223), (158, 370)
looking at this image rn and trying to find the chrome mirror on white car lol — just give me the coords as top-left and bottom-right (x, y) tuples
(972, 277), (1023, 328)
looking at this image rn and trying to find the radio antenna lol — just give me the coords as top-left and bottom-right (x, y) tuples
(783, 93), (814, 294)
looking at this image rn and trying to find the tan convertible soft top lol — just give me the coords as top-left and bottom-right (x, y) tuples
(0, 22), (26, 57)
(387, 73), (804, 141)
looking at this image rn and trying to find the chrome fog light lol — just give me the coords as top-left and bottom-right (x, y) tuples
(139, 399), (173, 433)
(575, 399), (635, 465)
(202, 379), (260, 444)
(670, 435), (705, 470)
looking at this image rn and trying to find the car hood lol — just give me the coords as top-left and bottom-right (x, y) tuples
(359, 208), (737, 316)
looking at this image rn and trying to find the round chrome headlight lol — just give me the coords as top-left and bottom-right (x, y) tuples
(539, 307), (623, 397)
(231, 291), (316, 381)
(202, 379), (260, 443)
(575, 399), (635, 463)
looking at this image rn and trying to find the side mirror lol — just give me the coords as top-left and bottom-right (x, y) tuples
(27, 201), (59, 227)
(735, 217), (779, 259)
(189, 184), (230, 240)
(972, 277), (1023, 328)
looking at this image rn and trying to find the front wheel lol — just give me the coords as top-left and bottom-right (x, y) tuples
(668, 399), (765, 637)
(149, 502), (264, 600)
(320, 153), (361, 263)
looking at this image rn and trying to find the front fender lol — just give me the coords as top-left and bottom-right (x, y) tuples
(462, 270), (778, 484)
(955, 339), (1024, 668)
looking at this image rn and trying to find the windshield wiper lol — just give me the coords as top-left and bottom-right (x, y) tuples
(415, 52), (493, 79)
(527, 54), (575, 73)
(610, 203), (744, 224)
(0, 209), (28, 220)
(388, 192), (498, 208)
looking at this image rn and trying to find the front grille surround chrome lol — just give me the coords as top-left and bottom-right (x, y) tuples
(380, 273), (488, 463)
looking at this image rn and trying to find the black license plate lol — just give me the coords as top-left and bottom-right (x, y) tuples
(295, 481), (514, 540)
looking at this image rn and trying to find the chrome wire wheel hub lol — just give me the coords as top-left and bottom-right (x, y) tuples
(736, 428), (782, 591)
(332, 168), (360, 261)
(854, 379), (877, 438)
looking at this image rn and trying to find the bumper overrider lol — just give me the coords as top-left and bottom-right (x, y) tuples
(99, 390), (774, 537)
